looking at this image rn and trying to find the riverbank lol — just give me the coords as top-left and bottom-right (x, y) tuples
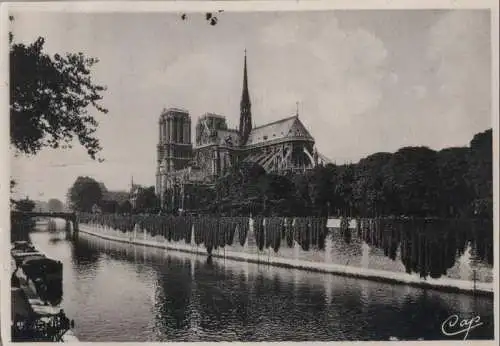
(11, 291), (79, 342)
(78, 224), (493, 297)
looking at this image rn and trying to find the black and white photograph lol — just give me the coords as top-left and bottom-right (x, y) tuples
(1, 0), (498, 343)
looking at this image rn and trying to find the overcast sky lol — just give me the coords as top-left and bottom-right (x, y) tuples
(9, 8), (492, 202)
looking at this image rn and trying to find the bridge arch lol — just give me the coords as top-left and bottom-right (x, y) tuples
(10, 211), (79, 234)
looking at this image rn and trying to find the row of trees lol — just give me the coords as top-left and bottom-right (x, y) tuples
(206, 129), (492, 218)
(67, 176), (160, 214)
(67, 128), (492, 219)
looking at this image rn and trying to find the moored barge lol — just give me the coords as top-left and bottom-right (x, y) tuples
(11, 241), (63, 306)
(11, 240), (77, 342)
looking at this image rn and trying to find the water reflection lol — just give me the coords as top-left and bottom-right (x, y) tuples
(48, 233), (493, 341)
(71, 237), (101, 267)
(352, 218), (493, 281)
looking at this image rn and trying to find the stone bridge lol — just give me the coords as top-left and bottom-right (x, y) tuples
(11, 211), (79, 233)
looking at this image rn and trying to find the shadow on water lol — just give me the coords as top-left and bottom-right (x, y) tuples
(66, 233), (493, 341)
(64, 236), (102, 280)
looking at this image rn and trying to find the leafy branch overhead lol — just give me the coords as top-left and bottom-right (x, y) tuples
(10, 23), (108, 160)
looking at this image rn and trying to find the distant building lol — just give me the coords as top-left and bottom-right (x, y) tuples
(156, 52), (330, 211)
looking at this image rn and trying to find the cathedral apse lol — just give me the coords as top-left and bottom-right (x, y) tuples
(156, 52), (329, 211)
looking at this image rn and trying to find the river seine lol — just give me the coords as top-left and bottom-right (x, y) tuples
(28, 227), (493, 342)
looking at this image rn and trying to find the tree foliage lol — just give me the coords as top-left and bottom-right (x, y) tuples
(100, 200), (119, 214)
(68, 129), (492, 219)
(436, 147), (471, 216)
(134, 186), (159, 214)
(118, 200), (133, 215)
(47, 198), (64, 212)
(199, 129), (492, 218)
(468, 129), (493, 216)
(353, 153), (392, 216)
(385, 147), (440, 216)
(13, 197), (36, 212)
(209, 162), (309, 216)
(10, 25), (108, 159)
(10, 179), (18, 207)
(68, 176), (103, 212)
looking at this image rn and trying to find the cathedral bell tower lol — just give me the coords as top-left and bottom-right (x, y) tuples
(239, 50), (252, 146)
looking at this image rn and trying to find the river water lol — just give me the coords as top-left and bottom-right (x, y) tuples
(27, 223), (493, 342)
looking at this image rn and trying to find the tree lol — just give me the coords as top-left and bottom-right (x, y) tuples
(292, 173), (311, 214)
(10, 19), (108, 160)
(353, 152), (392, 217)
(118, 200), (133, 215)
(100, 200), (119, 214)
(10, 179), (17, 207)
(308, 165), (335, 216)
(334, 164), (356, 216)
(255, 173), (296, 215)
(436, 147), (471, 217)
(11, 197), (36, 242)
(68, 176), (103, 212)
(468, 129), (492, 217)
(134, 186), (159, 213)
(13, 197), (36, 212)
(384, 147), (439, 217)
(47, 198), (64, 212)
(210, 161), (267, 214)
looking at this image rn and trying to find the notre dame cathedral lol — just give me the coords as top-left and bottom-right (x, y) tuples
(155, 53), (329, 211)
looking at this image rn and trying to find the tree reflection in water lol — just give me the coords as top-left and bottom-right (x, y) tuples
(155, 256), (193, 333)
(357, 218), (493, 280)
(71, 237), (101, 268)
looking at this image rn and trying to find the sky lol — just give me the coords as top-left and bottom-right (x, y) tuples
(8, 8), (493, 202)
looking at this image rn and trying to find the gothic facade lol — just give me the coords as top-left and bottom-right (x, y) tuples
(156, 53), (327, 211)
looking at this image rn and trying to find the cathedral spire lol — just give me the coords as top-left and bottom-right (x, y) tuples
(241, 49), (250, 103)
(239, 49), (252, 145)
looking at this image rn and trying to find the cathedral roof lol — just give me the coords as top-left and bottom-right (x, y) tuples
(246, 115), (314, 146)
(164, 107), (189, 114)
(201, 112), (225, 119)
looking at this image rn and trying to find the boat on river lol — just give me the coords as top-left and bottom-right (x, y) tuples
(11, 241), (63, 306)
(11, 241), (77, 342)
(11, 241), (44, 265)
